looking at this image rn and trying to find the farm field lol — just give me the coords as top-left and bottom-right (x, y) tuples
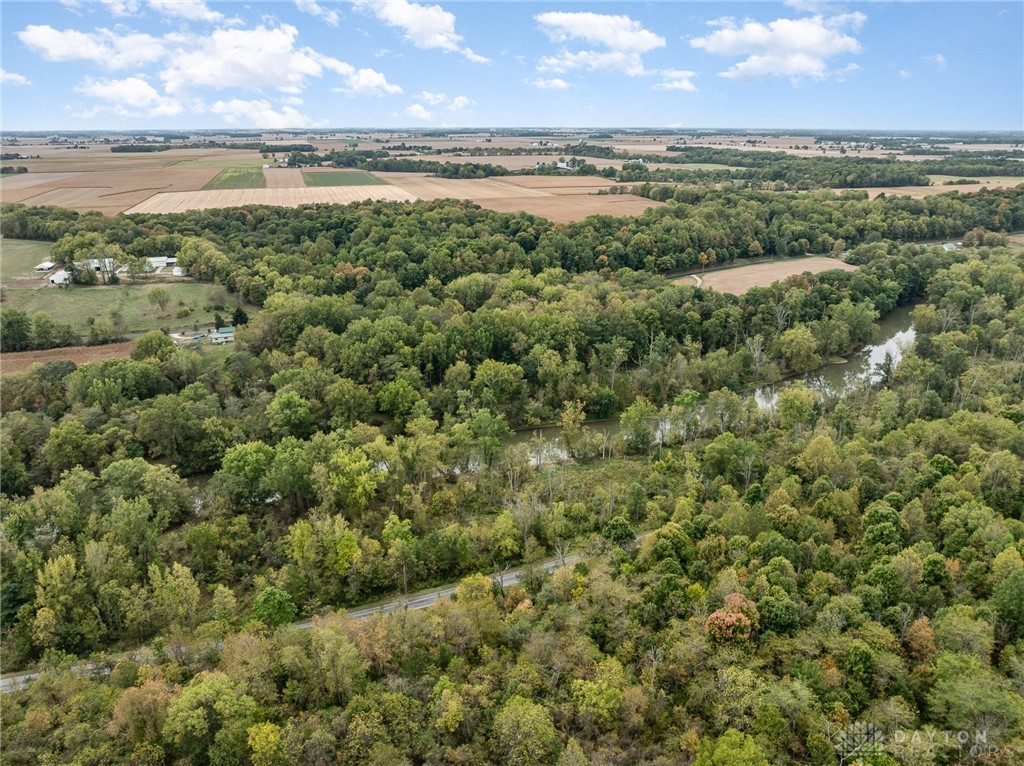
(0, 340), (138, 375)
(264, 168), (305, 188)
(0, 282), (259, 337)
(683, 256), (858, 295)
(1, 239), (55, 278)
(862, 180), (1023, 199)
(126, 185), (416, 213)
(926, 174), (1023, 185)
(302, 170), (390, 186)
(203, 167), (267, 190)
(475, 193), (662, 222)
(1, 167), (221, 215)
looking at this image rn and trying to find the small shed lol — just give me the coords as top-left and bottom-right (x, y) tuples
(49, 270), (71, 285)
(34, 261), (56, 271)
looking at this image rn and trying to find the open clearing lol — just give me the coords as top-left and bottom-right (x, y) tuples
(684, 257), (858, 295)
(1, 340), (138, 375)
(203, 167), (267, 190)
(0, 282), (259, 337)
(302, 170), (390, 187)
(126, 185), (416, 213)
(1, 239), (55, 278)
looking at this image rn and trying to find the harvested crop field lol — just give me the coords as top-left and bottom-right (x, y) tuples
(378, 174), (549, 199)
(498, 176), (622, 191)
(1, 340), (137, 375)
(264, 168), (305, 188)
(475, 194), (663, 222)
(2, 168), (221, 215)
(694, 257), (858, 294)
(126, 185), (416, 213)
(862, 180), (1022, 199)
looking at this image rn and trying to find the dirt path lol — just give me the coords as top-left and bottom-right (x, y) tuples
(1, 340), (137, 374)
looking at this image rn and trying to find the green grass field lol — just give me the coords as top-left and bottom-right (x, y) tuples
(203, 167), (268, 190)
(0, 282), (259, 335)
(1, 239), (55, 278)
(302, 170), (389, 187)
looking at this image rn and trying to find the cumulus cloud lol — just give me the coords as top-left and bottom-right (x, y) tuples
(158, 24), (399, 97)
(148, 0), (222, 22)
(405, 103), (432, 120)
(922, 53), (947, 70)
(691, 12), (866, 81)
(654, 69), (698, 91)
(329, 64), (403, 96)
(17, 24), (167, 69)
(0, 69), (32, 86)
(535, 11), (664, 76)
(416, 90), (447, 104)
(295, 0), (340, 26)
(536, 12), (665, 53)
(101, 0), (139, 16)
(447, 95), (470, 111)
(899, 69), (911, 78)
(74, 75), (182, 116)
(531, 77), (570, 89)
(211, 98), (315, 128)
(353, 0), (488, 62)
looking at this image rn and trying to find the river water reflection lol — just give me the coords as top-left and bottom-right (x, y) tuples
(509, 304), (918, 462)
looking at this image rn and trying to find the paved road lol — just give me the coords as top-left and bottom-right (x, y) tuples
(0, 552), (585, 693)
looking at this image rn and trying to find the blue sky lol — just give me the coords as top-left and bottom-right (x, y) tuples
(1, 1), (1021, 131)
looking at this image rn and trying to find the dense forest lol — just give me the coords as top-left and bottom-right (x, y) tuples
(2, 184), (1024, 764)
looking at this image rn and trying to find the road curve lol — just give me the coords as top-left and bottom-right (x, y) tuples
(1, 552), (587, 693)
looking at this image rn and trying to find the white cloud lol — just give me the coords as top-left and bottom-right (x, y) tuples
(0, 69), (31, 86)
(58, 0), (84, 14)
(654, 69), (698, 92)
(159, 24), (400, 97)
(416, 90), (447, 104)
(536, 12), (665, 53)
(691, 12), (866, 81)
(405, 103), (432, 120)
(531, 77), (570, 90)
(922, 53), (947, 70)
(211, 98), (315, 128)
(75, 75), (182, 116)
(899, 69), (911, 78)
(534, 12), (664, 77)
(353, 0), (488, 62)
(447, 95), (470, 111)
(17, 24), (167, 69)
(148, 0), (222, 22)
(295, 0), (340, 26)
(333, 66), (403, 96)
(101, 0), (139, 16)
